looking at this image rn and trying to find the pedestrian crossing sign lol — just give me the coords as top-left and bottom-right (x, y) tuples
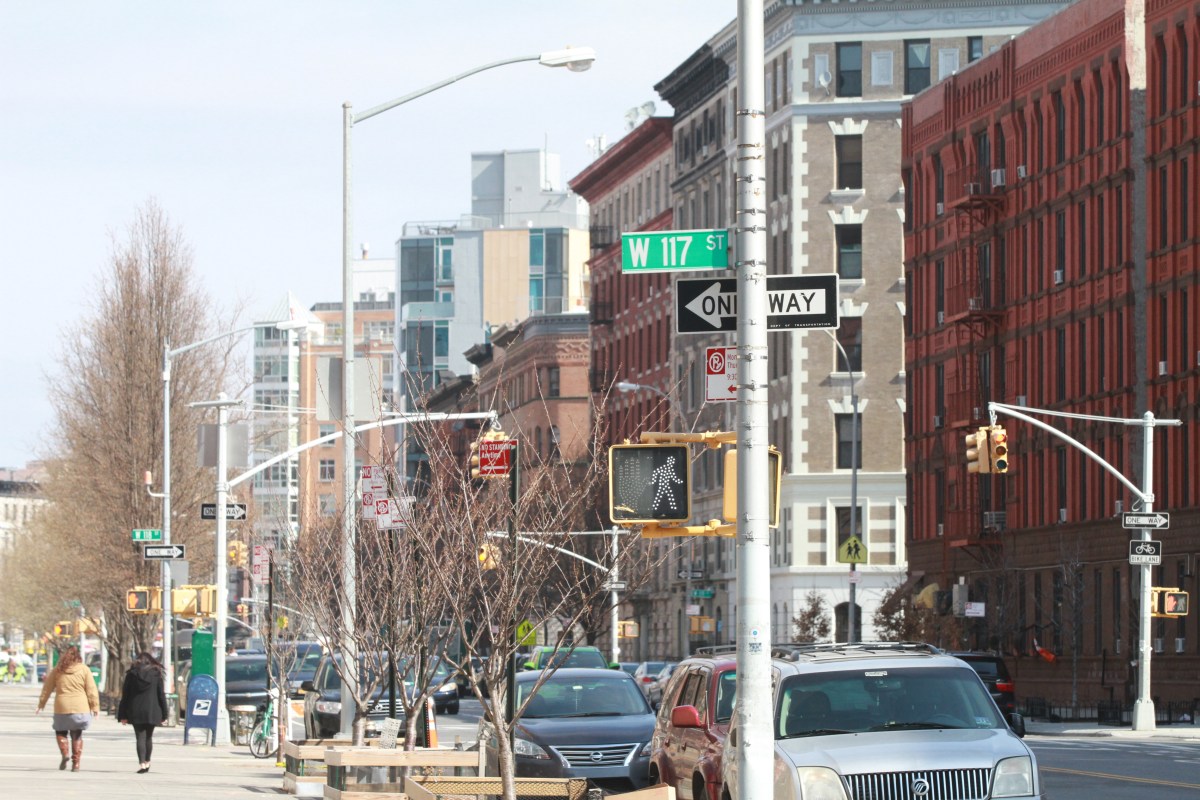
(838, 535), (867, 564)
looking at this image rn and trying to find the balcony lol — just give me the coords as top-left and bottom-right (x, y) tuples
(590, 225), (616, 251)
(590, 299), (613, 325)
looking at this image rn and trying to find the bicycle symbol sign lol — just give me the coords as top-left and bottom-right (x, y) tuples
(1128, 539), (1162, 565)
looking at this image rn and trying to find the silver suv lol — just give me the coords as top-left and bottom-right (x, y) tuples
(721, 643), (1041, 800)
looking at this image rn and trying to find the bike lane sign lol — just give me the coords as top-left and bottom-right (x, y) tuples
(1129, 539), (1163, 565)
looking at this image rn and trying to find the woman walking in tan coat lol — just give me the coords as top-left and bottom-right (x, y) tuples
(35, 646), (100, 771)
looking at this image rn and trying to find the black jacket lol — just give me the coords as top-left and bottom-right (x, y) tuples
(117, 664), (169, 725)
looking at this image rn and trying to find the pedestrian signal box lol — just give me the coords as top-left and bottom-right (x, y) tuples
(608, 444), (691, 525)
(721, 447), (782, 528)
(1153, 588), (1190, 618)
(172, 584), (217, 618)
(126, 586), (161, 614)
(52, 621), (73, 637)
(617, 620), (640, 638)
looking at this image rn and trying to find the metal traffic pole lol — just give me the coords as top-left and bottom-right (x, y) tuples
(734, 3), (774, 800)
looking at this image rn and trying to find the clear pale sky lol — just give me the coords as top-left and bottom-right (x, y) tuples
(0, 1), (736, 468)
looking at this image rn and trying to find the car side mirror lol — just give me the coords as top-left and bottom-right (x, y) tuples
(521, 662), (535, 671)
(300, 680), (316, 693)
(670, 705), (704, 728)
(1007, 712), (1026, 737)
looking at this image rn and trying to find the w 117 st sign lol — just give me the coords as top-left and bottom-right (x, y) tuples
(622, 229), (729, 272)
(676, 275), (839, 333)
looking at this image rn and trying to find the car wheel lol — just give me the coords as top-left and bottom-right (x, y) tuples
(694, 774), (709, 800)
(447, 701), (459, 715)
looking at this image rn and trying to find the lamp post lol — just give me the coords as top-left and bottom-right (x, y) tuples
(339, 45), (594, 737)
(149, 320), (301, 693)
(825, 330), (860, 643)
(189, 392), (242, 746)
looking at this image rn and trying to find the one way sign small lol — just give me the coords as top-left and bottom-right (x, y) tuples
(676, 274), (839, 333)
(201, 503), (248, 521)
(143, 544), (186, 560)
(1122, 512), (1169, 530)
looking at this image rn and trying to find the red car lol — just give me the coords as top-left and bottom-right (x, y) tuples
(648, 651), (736, 800)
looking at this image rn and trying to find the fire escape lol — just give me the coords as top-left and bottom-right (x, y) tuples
(942, 163), (1006, 559)
(588, 225), (616, 394)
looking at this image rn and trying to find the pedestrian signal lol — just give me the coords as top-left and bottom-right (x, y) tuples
(988, 426), (1010, 473)
(172, 585), (217, 618)
(1161, 590), (1189, 617)
(126, 586), (160, 614)
(52, 621), (72, 637)
(964, 428), (990, 474)
(617, 620), (640, 638)
(721, 447), (783, 528)
(608, 443), (691, 525)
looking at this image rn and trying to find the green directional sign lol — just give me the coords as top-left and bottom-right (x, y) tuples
(132, 528), (162, 542)
(621, 229), (729, 272)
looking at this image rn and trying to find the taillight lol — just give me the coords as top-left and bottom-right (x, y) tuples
(996, 681), (1014, 693)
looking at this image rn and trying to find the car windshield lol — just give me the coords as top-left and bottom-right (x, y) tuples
(775, 667), (1005, 738)
(715, 670), (737, 722)
(283, 649), (323, 675)
(226, 659), (268, 683)
(519, 675), (650, 718)
(536, 649), (608, 669)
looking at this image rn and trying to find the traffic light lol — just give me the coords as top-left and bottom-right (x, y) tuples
(988, 426), (1010, 473)
(617, 620), (640, 638)
(52, 620), (73, 637)
(1159, 590), (1189, 617)
(721, 447), (783, 527)
(964, 428), (991, 474)
(236, 603), (249, 617)
(608, 443), (691, 525)
(126, 586), (161, 614)
(228, 540), (248, 568)
(172, 585), (217, 618)
(477, 542), (498, 570)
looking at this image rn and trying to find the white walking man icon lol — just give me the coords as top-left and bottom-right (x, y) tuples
(649, 455), (684, 513)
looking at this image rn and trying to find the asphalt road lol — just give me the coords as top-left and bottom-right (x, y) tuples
(1029, 736), (1200, 799)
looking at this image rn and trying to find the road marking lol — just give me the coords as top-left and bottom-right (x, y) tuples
(1042, 765), (1200, 789)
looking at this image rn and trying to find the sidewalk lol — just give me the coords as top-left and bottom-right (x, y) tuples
(0, 683), (284, 799)
(1025, 717), (1200, 740)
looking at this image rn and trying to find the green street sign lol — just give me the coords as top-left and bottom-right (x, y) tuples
(132, 528), (162, 542)
(621, 229), (729, 272)
(691, 588), (715, 599)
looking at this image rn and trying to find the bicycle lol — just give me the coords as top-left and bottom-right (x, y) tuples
(248, 694), (279, 759)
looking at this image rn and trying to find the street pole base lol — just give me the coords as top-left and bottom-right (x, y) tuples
(1131, 699), (1157, 731)
(213, 708), (232, 746)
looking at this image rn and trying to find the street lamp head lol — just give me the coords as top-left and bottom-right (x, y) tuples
(539, 46), (596, 72)
(615, 381), (641, 393)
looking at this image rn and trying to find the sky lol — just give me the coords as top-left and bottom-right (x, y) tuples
(0, 1), (737, 469)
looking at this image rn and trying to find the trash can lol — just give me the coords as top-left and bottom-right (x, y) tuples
(230, 705), (257, 745)
(164, 694), (180, 727)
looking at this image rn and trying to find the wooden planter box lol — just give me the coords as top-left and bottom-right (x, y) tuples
(281, 739), (356, 795)
(324, 748), (482, 800)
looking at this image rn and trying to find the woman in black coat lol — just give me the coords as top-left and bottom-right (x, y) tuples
(117, 652), (169, 773)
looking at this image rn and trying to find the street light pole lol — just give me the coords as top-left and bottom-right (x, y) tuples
(339, 45), (594, 738)
(190, 393), (242, 746)
(825, 331), (859, 643)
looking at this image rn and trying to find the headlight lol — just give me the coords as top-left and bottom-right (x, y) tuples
(639, 740), (653, 757)
(315, 700), (342, 714)
(438, 682), (457, 693)
(796, 767), (849, 800)
(514, 736), (551, 760)
(992, 756), (1035, 797)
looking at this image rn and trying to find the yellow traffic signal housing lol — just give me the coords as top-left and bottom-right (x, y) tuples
(965, 428), (991, 474)
(988, 426), (1010, 473)
(126, 586), (161, 615)
(721, 447), (783, 527)
(1153, 588), (1189, 617)
(172, 585), (217, 618)
(228, 540), (248, 568)
(608, 443), (691, 525)
(52, 620), (73, 637)
(477, 542), (498, 570)
(617, 620), (640, 638)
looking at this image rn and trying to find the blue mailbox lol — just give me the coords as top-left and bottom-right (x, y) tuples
(183, 673), (219, 745)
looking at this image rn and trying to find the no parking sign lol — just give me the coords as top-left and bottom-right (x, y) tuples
(705, 346), (737, 402)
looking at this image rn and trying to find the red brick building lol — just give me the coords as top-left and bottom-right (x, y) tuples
(903, 0), (1199, 712)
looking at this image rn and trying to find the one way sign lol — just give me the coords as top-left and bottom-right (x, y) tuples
(143, 544), (186, 560)
(676, 274), (839, 333)
(201, 503), (248, 521)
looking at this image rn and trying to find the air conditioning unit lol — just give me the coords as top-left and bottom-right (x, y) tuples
(1016, 165), (1028, 179)
(983, 511), (1007, 530)
(1196, 350), (1200, 367)
(968, 297), (983, 311)
(1016, 395), (1027, 406)
(966, 182), (982, 195)
(937, 523), (945, 537)
(1115, 500), (1124, 514)
(973, 407), (983, 419)
(1053, 269), (1065, 285)
(936, 202), (945, 216)
(1176, 637), (1187, 654)
(936, 310), (945, 324)
(933, 415), (944, 428)
(1058, 508), (1068, 523)
(1153, 638), (1164, 654)
(991, 168), (1006, 187)
(1158, 361), (1169, 376)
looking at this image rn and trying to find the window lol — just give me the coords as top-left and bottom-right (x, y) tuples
(835, 136), (863, 190)
(968, 36), (984, 63)
(836, 413), (861, 469)
(319, 459), (336, 482)
(836, 43), (862, 97)
(1055, 92), (1066, 164)
(319, 494), (337, 517)
(1182, 159), (1190, 241)
(1094, 69), (1105, 143)
(547, 367), (561, 398)
(904, 40), (931, 94)
(319, 424), (335, 445)
(1179, 25), (1191, 109)
(836, 224), (862, 279)
(1160, 165), (1169, 248)
(1056, 210), (1066, 277)
(529, 230), (545, 268)
(836, 317), (863, 372)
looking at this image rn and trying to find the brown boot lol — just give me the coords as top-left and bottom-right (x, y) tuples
(70, 735), (83, 771)
(55, 734), (69, 770)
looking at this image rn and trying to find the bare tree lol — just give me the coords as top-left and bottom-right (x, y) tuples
(791, 591), (831, 642)
(872, 583), (966, 647)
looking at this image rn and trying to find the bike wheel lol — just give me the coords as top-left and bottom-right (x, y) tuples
(248, 719), (274, 759)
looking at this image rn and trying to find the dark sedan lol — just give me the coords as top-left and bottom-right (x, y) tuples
(303, 654), (459, 738)
(483, 667), (656, 793)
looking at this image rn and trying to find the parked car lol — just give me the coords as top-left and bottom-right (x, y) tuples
(302, 653), (458, 739)
(720, 642), (1039, 800)
(645, 662), (679, 707)
(481, 667), (656, 793)
(277, 641), (324, 697)
(176, 655), (274, 718)
(949, 651), (1018, 716)
(454, 655), (489, 698)
(632, 661), (669, 696)
(649, 652), (736, 800)
(521, 645), (618, 671)
(619, 662), (640, 676)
